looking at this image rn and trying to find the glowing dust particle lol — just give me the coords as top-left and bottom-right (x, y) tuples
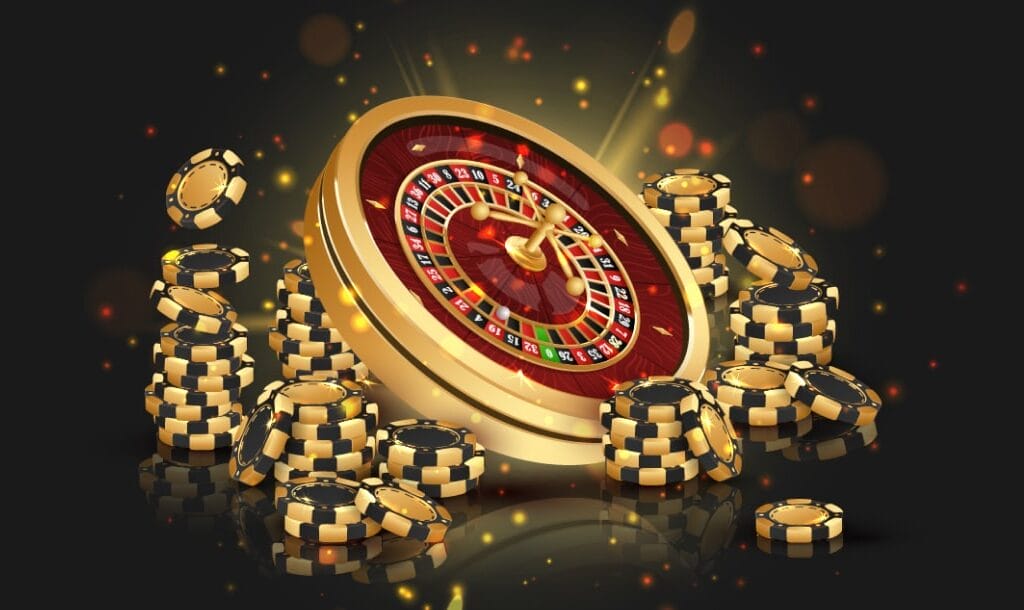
(99, 304), (113, 319)
(803, 95), (818, 110)
(534, 96), (543, 106)
(126, 336), (138, 348)
(336, 74), (347, 86)
(751, 42), (765, 57)
(499, 462), (511, 474)
(654, 87), (671, 108)
(546, 558), (552, 565)
(144, 124), (158, 138)
(873, 245), (886, 258)
(481, 532), (493, 544)
(562, 42), (571, 51)
(347, 111), (359, 123)
(801, 171), (814, 185)
(572, 77), (590, 94)
(353, 51), (362, 60)
(928, 359), (939, 370)
(253, 149), (265, 160)
(653, 66), (666, 78)
(954, 280), (968, 295)
(261, 299), (274, 311)
(275, 168), (296, 190)
(759, 474), (772, 488)
(871, 300), (886, 314)
(259, 70), (270, 80)
(369, 85), (379, 94)
(467, 42), (479, 55)
(355, 21), (365, 32)
(214, 63), (227, 76)
(101, 360), (112, 372)
(578, 99), (589, 110)
(642, 77), (652, 87)
(350, 312), (370, 333)
(511, 510), (527, 525)
(698, 139), (715, 156)
(885, 383), (901, 399)
(736, 578), (747, 589)
(522, 50), (532, 61)
(277, 241), (288, 250)
(260, 252), (270, 263)
(640, 574), (654, 587)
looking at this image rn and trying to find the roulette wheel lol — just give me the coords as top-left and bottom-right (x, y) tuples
(305, 97), (708, 464)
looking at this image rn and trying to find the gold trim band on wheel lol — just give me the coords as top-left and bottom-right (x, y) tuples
(305, 96), (709, 465)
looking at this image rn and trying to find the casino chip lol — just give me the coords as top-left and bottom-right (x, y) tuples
(600, 402), (683, 439)
(378, 463), (481, 498)
(785, 362), (881, 425)
(703, 360), (792, 408)
(734, 343), (833, 367)
(152, 343), (241, 377)
(608, 431), (688, 455)
(159, 322), (248, 362)
(290, 403), (378, 441)
(155, 403), (243, 435)
(642, 169), (731, 213)
(386, 444), (486, 484)
(283, 444), (374, 472)
(162, 354), (255, 392)
(269, 378), (364, 424)
(282, 362), (370, 382)
(678, 386), (742, 481)
(165, 148), (246, 230)
(151, 372), (240, 406)
(284, 514), (382, 544)
(150, 280), (237, 334)
(735, 320), (837, 355)
(648, 205), (726, 228)
(603, 435), (692, 469)
(229, 385), (294, 485)
(377, 419), (477, 467)
(282, 258), (317, 296)
(722, 219), (818, 290)
(738, 278), (839, 325)
(144, 383), (236, 421)
(278, 350), (360, 372)
(158, 423), (241, 451)
(275, 476), (363, 525)
(782, 417), (877, 462)
(275, 310), (344, 343)
(701, 274), (729, 299)
(757, 535), (844, 559)
(613, 377), (701, 423)
(351, 536), (448, 584)
(161, 244), (250, 288)
(274, 460), (372, 484)
(355, 478), (452, 542)
(273, 534), (382, 576)
(754, 498), (843, 543)
(729, 305), (828, 341)
(268, 329), (348, 357)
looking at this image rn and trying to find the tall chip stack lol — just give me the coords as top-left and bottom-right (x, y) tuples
(641, 169), (734, 299)
(146, 244), (254, 451)
(229, 377), (378, 486)
(600, 378), (741, 487)
(376, 419), (486, 499)
(272, 259), (368, 382)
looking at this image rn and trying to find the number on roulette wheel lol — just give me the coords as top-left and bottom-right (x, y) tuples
(305, 97), (709, 464)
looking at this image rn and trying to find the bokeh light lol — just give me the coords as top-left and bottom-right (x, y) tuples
(298, 14), (351, 66)
(654, 87), (671, 108)
(572, 77), (590, 95)
(658, 122), (694, 158)
(666, 9), (696, 54)
(796, 139), (887, 228)
(275, 167), (296, 190)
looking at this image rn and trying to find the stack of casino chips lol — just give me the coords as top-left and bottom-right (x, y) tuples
(146, 244), (254, 451)
(715, 216), (838, 366)
(271, 259), (368, 382)
(600, 377), (741, 487)
(230, 376), (378, 486)
(640, 169), (737, 299)
(137, 443), (236, 531)
(376, 419), (486, 499)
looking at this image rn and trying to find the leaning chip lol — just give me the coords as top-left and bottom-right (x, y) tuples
(229, 388), (293, 486)
(378, 464), (481, 499)
(282, 259), (317, 296)
(722, 219), (818, 289)
(376, 420), (477, 467)
(600, 402), (683, 439)
(159, 322), (248, 362)
(277, 279), (326, 312)
(647, 205), (726, 228)
(738, 278), (839, 325)
(613, 377), (701, 423)
(283, 443), (373, 472)
(351, 537), (448, 584)
(677, 238), (723, 258)
(151, 373), (239, 406)
(782, 418), (877, 462)
(754, 499), (843, 542)
(275, 476), (363, 525)
(665, 224), (724, 244)
(605, 459), (699, 486)
(150, 280), (237, 334)
(386, 444), (485, 485)
(284, 514), (381, 544)
(785, 362), (881, 425)
(152, 343), (241, 377)
(162, 354), (255, 392)
(701, 274), (729, 299)
(290, 403), (378, 441)
(165, 148), (246, 230)
(642, 169), (730, 213)
(679, 387), (742, 481)
(355, 478), (452, 542)
(161, 243), (250, 288)
(145, 383), (236, 421)
(703, 360), (792, 408)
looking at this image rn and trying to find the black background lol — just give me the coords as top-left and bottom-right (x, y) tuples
(66, 0), (985, 607)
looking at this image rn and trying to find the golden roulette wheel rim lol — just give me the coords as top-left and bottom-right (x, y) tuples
(305, 96), (709, 465)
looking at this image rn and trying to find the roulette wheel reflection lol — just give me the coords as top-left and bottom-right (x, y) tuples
(306, 97), (709, 464)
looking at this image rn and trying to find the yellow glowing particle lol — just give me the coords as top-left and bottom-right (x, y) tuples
(451, 585), (464, 597)
(355, 21), (365, 32)
(253, 149), (265, 160)
(336, 74), (347, 86)
(432, 387), (442, 398)
(481, 532), (494, 544)
(609, 536), (618, 545)
(339, 287), (357, 306)
(654, 87), (671, 108)
(126, 336), (138, 348)
(642, 77), (652, 87)
(534, 96), (543, 106)
(654, 66), (666, 78)
(396, 585), (416, 601)
(572, 77), (590, 94)
(546, 558), (552, 565)
(511, 510), (527, 525)
(214, 63), (227, 77)
(499, 462), (510, 474)
(347, 111), (359, 123)
(469, 412), (482, 423)
(872, 300), (886, 314)
(261, 299), (275, 311)
(303, 235), (313, 247)
(350, 312), (370, 332)
(275, 168), (295, 189)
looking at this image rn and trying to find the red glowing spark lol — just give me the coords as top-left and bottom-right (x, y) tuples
(260, 252), (270, 263)
(466, 134), (484, 151)
(512, 36), (525, 48)
(801, 171), (814, 185)
(928, 359), (939, 370)
(101, 360), (112, 371)
(954, 280), (968, 295)
(353, 51), (362, 60)
(423, 52), (432, 62)
(478, 225), (496, 240)
(736, 578), (747, 589)
(467, 42), (479, 55)
(885, 384), (901, 399)
(497, 488), (506, 496)
(369, 85), (378, 94)
(562, 43), (571, 52)
(738, 542), (748, 551)
(522, 50), (533, 62)
(646, 285), (658, 295)
(515, 144), (530, 157)
(99, 304), (113, 319)
(144, 124), (158, 138)
(698, 139), (715, 156)
(640, 574), (654, 587)
(803, 95), (818, 110)
(808, 227), (816, 236)
(259, 70), (270, 80)
(759, 474), (772, 488)
(751, 42), (765, 57)
(569, 482), (576, 488)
